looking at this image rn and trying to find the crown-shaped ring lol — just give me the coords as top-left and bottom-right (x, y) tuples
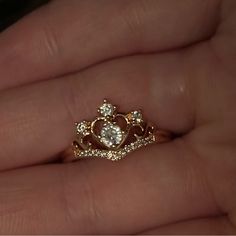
(64, 99), (171, 161)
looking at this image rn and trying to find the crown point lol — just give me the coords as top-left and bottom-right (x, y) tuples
(99, 101), (115, 117)
(76, 121), (90, 135)
(127, 110), (143, 124)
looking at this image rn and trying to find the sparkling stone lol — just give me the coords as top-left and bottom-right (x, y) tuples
(99, 102), (115, 117)
(76, 121), (90, 135)
(100, 123), (123, 148)
(107, 151), (113, 159)
(129, 111), (143, 123)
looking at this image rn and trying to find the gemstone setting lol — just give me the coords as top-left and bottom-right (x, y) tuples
(76, 121), (90, 136)
(100, 122), (123, 148)
(98, 101), (115, 117)
(128, 110), (143, 124)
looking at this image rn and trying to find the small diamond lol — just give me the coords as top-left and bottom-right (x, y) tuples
(76, 121), (90, 135)
(107, 151), (113, 159)
(128, 111), (143, 123)
(99, 101), (115, 117)
(100, 122), (123, 148)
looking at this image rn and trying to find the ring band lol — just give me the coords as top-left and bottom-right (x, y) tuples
(63, 99), (172, 162)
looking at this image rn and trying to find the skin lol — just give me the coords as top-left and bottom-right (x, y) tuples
(0, 0), (235, 234)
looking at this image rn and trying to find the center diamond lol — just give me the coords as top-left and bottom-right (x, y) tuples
(100, 123), (123, 148)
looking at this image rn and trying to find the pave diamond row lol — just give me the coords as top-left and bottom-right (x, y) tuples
(74, 133), (156, 161)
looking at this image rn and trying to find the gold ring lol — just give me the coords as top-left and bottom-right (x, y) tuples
(63, 99), (172, 162)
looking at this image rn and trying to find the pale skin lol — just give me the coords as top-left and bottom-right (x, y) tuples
(0, 0), (235, 234)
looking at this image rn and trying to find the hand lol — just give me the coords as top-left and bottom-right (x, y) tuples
(0, 0), (235, 234)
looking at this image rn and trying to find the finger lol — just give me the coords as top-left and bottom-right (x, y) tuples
(140, 216), (236, 234)
(0, 143), (222, 234)
(0, 51), (195, 170)
(0, 0), (220, 89)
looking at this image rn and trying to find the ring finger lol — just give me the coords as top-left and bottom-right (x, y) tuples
(0, 51), (194, 170)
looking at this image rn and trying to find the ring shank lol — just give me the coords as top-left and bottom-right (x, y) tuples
(155, 130), (172, 143)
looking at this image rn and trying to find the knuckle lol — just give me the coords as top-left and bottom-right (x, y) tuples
(61, 75), (96, 124)
(41, 26), (60, 58)
(62, 77), (80, 123)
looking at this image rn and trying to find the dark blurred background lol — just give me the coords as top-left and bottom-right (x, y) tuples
(0, 0), (49, 32)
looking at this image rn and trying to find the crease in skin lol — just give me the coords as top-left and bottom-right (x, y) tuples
(60, 162), (102, 234)
(40, 25), (61, 60)
(0, 178), (34, 219)
(209, 0), (236, 77)
(56, 164), (79, 233)
(209, 36), (236, 79)
(180, 136), (223, 214)
(138, 215), (236, 234)
(183, 126), (236, 230)
(180, 137), (225, 224)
